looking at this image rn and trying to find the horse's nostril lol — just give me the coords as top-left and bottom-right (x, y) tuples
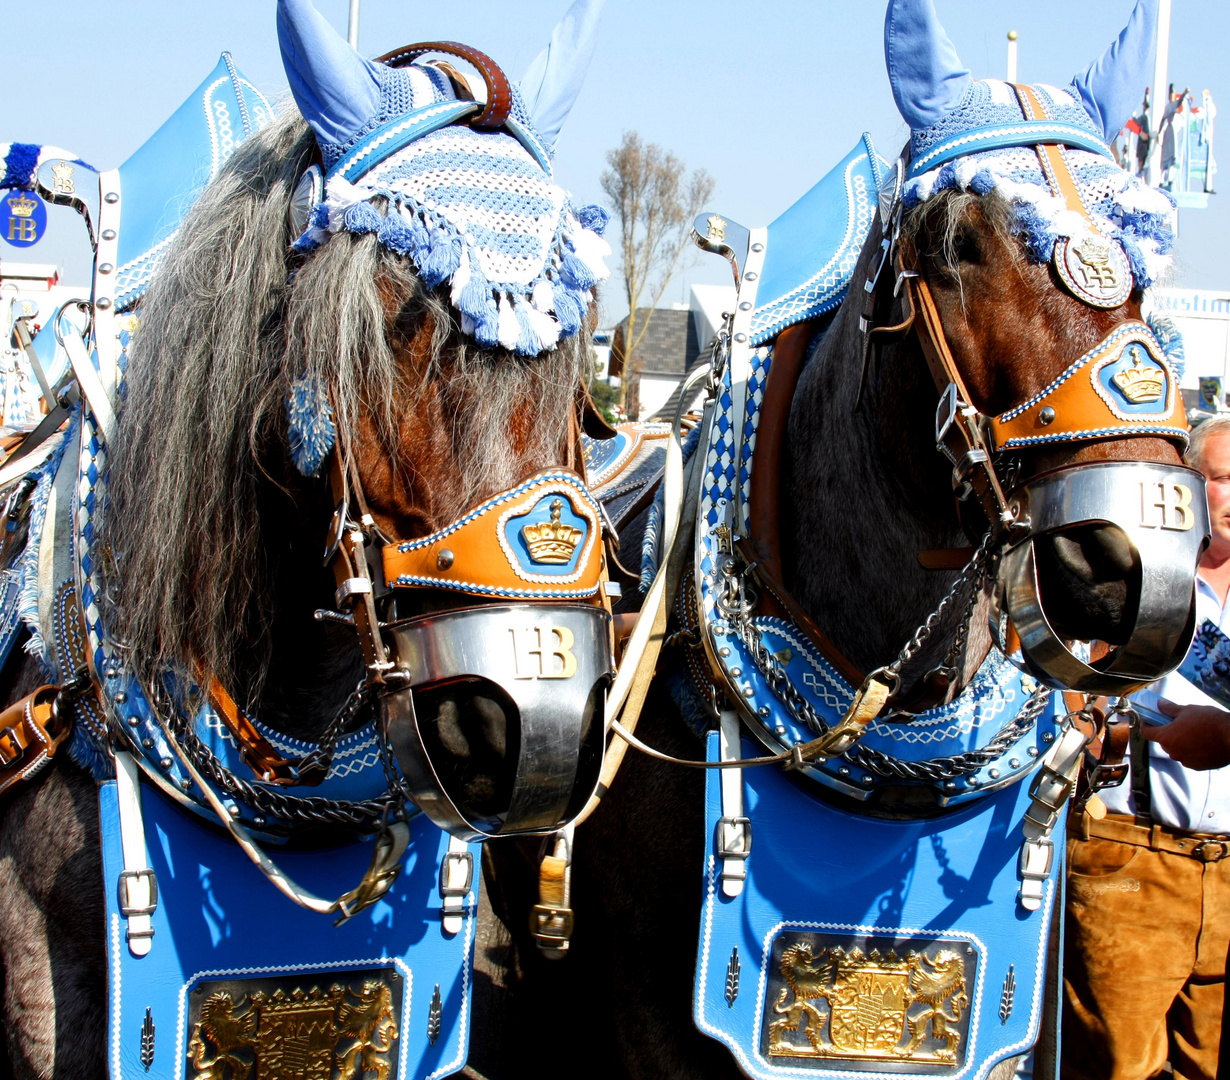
(433, 697), (472, 758)
(472, 694), (508, 758)
(1049, 525), (1136, 583)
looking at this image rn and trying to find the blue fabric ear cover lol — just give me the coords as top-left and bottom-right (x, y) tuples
(1070, 0), (1159, 141)
(883, 0), (972, 130)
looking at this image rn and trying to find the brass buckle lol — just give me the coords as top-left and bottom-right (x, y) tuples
(0, 725), (23, 766)
(117, 868), (159, 918)
(439, 850), (474, 899)
(1193, 840), (1229, 863)
(530, 904), (575, 946)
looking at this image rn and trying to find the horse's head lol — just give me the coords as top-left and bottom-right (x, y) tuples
(108, 0), (614, 840)
(873, 0), (1207, 694)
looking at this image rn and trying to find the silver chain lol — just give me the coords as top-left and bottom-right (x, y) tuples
(730, 532), (1051, 784)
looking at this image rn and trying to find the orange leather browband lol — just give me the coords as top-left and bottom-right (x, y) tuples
(383, 471), (608, 602)
(988, 320), (1189, 452)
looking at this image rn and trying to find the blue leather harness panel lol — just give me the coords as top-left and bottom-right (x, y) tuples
(694, 735), (1063, 1080)
(100, 779), (478, 1080)
(750, 136), (888, 346)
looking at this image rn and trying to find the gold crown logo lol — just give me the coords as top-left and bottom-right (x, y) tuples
(521, 498), (583, 564)
(1112, 349), (1165, 405)
(6, 193), (37, 219)
(706, 215), (727, 244)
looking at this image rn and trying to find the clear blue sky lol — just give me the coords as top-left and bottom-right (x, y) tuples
(4, 1), (1227, 327)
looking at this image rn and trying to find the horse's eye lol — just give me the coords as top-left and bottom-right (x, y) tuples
(953, 226), (980, 264)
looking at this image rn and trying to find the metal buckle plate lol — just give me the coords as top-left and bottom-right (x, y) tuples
(117, 868), (158, 918)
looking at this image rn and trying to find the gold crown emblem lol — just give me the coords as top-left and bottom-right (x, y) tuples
(521, 498), (583, 564)
(1112, 349), (1165, 404)
(706, 215), (727, 244)
(6, 193), (37, 219)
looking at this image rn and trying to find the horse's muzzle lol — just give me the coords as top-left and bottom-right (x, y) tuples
(990, 460), (1209, 695)
(382, 603), (611, 840)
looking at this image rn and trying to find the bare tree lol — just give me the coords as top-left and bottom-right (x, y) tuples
(601, 132), (714, 413)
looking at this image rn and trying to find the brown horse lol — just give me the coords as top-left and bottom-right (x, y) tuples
(0, 101), (597, 1078)
(481, 4), (1198, 1077)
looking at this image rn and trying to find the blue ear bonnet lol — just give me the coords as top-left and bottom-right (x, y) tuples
(902, 80), (1177, 290)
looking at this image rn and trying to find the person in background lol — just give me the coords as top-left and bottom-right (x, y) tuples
(1063, 414), (1230, 1080)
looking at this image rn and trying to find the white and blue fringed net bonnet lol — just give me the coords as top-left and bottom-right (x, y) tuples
(886, 0), (1175, 289)
(279, 0), (609, 358)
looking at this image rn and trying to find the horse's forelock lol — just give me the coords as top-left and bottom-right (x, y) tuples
(107, 111), (589, 704)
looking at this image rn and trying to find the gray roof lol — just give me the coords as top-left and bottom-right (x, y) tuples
(611, 307), (702, 377)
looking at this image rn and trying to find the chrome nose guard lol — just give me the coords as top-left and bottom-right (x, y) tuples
(990, 461), (1209, 695)
(383, 603), (612, 841)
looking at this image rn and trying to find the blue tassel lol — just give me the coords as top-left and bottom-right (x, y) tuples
(558, 250), (597, 291)
(513, 300), (540, 356)
(344, 202), (384, 235)
(420, 228), (462, 288)
(377, 213), (416, 256)
(1148, 313), (1186, 381)
(551, 282), (586, 335)
(286, 376), (337, 477)
(3, 144), (41, 188)
(576, 204), (610, 236)
(457, 264), (500, 347)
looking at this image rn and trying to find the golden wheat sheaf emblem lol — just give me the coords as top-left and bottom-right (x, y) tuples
(521, 498), (583, 565)
(1112, 347), (1165, 405)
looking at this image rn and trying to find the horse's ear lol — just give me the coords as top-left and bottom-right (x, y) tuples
(517, 0), (605, 152)
(883, 0), (972, 131)
(1070, 0), (1158, 142)
(277, 0), (383, 150)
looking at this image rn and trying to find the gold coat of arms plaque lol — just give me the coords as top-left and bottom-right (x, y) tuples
(761, 933), (976, 1072)
(186, 967), (403, 1080)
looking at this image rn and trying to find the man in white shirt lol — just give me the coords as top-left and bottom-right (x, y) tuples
(1063, 415), (1230, 1080)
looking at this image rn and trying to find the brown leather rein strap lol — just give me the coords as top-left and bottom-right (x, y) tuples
(376, 41), (513, 131)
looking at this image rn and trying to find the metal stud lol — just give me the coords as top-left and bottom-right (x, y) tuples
(839, 765), (850, 776)
(143, 738), (154, 749)
(1043, 732), (1055, 744)
(436, 549), (455, 570)
(989, 768), (1000, 779)
(99, 263), (114, 275)
(101, 229), (117, 241)
(228, 804), (241, 817)
(1009, 758), (1021, 769)
(861, 775), (874, 786)
(104, 192), (119, 204)
(180, 778), (193, 791)
(115, 690), (128, 704)
(742, 685), (755, 698)
(253, 816), (266, 828)
(127, 715), (140, 727)
(729, 667), (742, 678)
(751, 243), (764, 253)
(739, 302), (752, 311)
(734, 333), (747, 343)
(95, 298), (112, 310)
(1038, 406), (1056, 426)
(1028, 747), (1040, 757)
(159, 757), (172, 770)
(719, 647), (730, 657)
(758, 706), (770, 718)
(744, 271), (758, 281)
(968, 776), (980, 787)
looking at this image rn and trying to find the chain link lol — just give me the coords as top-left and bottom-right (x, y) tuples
(729, 531), (1053, 784)
(146, 677), (398, 831)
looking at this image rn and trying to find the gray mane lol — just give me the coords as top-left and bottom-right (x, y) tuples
(107, 110), (589, 702)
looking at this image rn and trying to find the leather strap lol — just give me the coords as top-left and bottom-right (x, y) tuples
(205, 678), (298, 786)
(115, 751), (157, 957)
(0, 685), (69, 799)
(1131, 720), (1153, 827)
(375, 42), (512, 131)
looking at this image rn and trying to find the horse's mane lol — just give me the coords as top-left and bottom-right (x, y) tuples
(107, 110), (589, 700)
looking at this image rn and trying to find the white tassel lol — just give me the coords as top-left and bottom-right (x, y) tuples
(450, 247), (472, 308)
(522, 299), (561, 350)
(532, 279), (556, 314)
(322, 176), (367, 231)
(497, 295), (521, 351)
(568, 227), (612, 282)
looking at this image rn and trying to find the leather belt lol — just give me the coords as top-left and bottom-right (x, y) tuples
(1072, 811), (1230, 862)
